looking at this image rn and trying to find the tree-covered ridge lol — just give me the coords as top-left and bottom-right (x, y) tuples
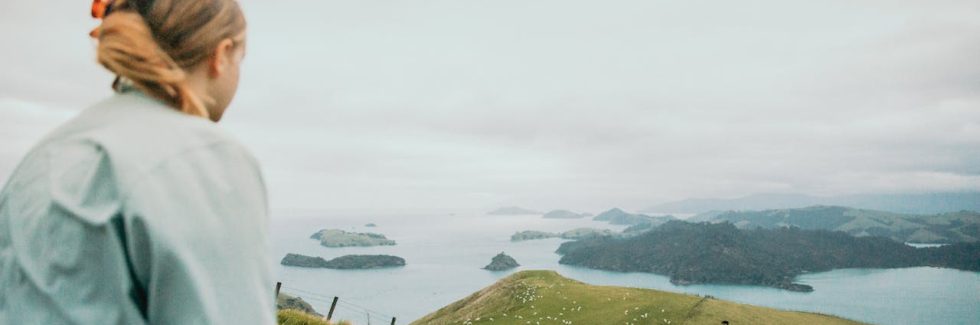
(692, 206), (980, 243)
(557, 221), (980, 292)
(642, 192), (980, 215)
(510, 228), (614, 241)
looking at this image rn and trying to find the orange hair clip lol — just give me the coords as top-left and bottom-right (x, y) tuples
(91, 0), (114, 19)
(89, 0), (114, 37)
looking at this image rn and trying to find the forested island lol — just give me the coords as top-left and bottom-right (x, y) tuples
(281, 253), (406, 269)
(594, 208), (675, 226)
(542, 209), (588, 219)
(557, 221), (980, 292)
(309, 229), (396, 247)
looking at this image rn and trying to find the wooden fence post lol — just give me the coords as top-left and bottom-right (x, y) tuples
(274, 282), (282, 299)
(326, 296), (339, 320)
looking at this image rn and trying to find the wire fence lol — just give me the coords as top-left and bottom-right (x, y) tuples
(277, 282), (398, 325)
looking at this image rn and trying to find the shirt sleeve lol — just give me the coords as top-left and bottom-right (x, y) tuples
(119, 141), (274, 325)
(1, 142), (145, 324)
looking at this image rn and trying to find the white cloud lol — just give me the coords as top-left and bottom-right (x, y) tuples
(2, 0), (978, 214)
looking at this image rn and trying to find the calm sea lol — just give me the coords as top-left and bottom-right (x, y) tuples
(271, 211), (980, 325)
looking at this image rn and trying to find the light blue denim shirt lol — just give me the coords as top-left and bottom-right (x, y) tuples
(0, 90), (274, 324)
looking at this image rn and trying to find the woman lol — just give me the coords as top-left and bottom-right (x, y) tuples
(0, 0), (274, 324)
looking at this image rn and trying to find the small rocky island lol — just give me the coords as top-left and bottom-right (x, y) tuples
(364, 223), (377, 227)
(511, 228), (614, 241)
(483, 252), (520, 271)
(281, 253), (406, 269)
(310, 229), (396, 247)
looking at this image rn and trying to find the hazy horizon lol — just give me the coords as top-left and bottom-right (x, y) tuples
(2, 0), (978, 216)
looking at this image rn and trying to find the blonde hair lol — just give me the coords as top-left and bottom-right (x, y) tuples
(93, 0), (246, 118)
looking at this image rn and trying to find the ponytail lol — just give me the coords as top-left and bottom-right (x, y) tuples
(91, 0), (246, 119)
(95, 11), (209, 118)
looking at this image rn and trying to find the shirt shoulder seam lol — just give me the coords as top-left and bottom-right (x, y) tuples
(116, 139), (251, 205)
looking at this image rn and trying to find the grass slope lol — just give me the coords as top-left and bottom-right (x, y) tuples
(412, 270), (863, 325)
(277, 309), (351, 325)
(277, 293), (322, 317)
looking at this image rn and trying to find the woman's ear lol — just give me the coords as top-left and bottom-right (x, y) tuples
(208, 38), (236, 78)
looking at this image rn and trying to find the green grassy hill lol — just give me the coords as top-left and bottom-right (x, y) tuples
(277, 309), (351, 325)
(412, 270), (863, 325)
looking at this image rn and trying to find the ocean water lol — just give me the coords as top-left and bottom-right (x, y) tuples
(271, 212), (980, 325)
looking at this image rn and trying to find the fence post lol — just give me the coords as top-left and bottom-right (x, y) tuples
(274, 282), (282, 299)
(326, 296), (339, 320)
(391, 317), (396, 325)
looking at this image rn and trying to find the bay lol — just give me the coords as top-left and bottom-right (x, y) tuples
(271, 211), (980, 325)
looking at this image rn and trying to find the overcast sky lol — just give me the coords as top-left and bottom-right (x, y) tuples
(1, 0), (978, 216)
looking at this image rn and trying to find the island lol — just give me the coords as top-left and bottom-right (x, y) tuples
(483, 252), (520, 271)
(364, 223), (377, 227)
(557, 220), (980, 291)
(511, 228), (615, 241)
(541, 209), (587, 219)
(281, 253), (406, 269)
(594, 208), (675, 226)
(310, 229), (396, 247)
(559, 227), (613, 239)
(511, 230), (556, 241)
(487, 206), (542, 215)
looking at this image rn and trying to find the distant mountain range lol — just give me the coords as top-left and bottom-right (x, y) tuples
(486, 206), (541, 215)
(689, 206), (979, 244)
(542, 209), (590, 219)
(642, 192), (980, 215)
(594, 208), (675, 225)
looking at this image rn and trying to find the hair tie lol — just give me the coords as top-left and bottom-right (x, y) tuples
(89, 0), (116, 38)
(91, 0), (115, 19)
